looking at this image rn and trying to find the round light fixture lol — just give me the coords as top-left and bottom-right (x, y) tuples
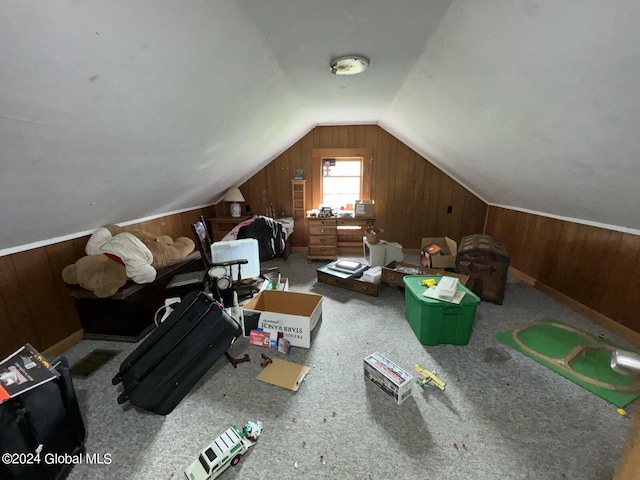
(330, 55), (370, 75)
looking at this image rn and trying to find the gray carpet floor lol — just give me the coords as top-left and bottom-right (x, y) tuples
(61, 253), (638, 480)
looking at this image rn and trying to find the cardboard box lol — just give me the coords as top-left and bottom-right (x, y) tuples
(420, 237), (458, 269)
(381, 261), (469, 288)
(241, 291), (323, 348)
(354, 200), (375, 218)
(363, 352), (413, 405)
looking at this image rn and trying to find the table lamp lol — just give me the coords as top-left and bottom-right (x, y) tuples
(224, 187), (245, 217)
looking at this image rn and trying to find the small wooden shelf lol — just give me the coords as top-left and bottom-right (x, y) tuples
(291, 180), (306, 218)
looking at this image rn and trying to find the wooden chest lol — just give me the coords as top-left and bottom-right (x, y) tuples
(455, 234), (510, 304)
(71, 252), (203, 341)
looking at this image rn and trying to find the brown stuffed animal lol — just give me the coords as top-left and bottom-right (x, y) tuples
(62, 225), (195, 298)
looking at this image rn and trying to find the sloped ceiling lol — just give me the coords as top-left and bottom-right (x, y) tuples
(2, 0), (640, 253)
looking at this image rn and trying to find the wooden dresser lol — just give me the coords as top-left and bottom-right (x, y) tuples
(307, 216), (375, 261)
(307, 217), (338, 261)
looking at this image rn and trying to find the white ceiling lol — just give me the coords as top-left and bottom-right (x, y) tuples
(2, 0), (640, 253)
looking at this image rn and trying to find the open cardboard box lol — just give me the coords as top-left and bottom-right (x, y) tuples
(355, 200), (375, 218)
(241, 290), (322, 348)
(421, 237), (458, 269)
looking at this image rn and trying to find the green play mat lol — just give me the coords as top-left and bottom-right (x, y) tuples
(496, 319), (640, 407)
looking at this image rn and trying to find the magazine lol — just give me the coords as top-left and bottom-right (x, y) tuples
(0, 343), (59, 405)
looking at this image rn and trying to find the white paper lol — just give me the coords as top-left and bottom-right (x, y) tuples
(423, 287), (466, 304)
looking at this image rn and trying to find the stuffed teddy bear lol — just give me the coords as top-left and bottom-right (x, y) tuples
(62, 225), (195, 298)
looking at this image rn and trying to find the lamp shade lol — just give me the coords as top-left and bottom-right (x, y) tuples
(223, 187), (245, 203)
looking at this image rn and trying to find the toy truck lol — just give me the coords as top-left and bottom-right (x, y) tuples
(184, 420), (263, 480)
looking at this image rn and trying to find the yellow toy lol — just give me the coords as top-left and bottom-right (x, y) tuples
(421, 278), (436, 287)
(414, 364), (446, 391)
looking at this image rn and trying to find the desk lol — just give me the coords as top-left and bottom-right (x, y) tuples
(307, 216), (375, 261)
(206, 216), (250, 241)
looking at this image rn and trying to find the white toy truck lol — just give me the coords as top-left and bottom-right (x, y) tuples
(184, 420), (263, 480)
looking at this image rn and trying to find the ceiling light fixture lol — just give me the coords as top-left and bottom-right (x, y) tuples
(330, 55), (370, 75)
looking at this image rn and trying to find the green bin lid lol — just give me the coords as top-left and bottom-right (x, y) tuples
(403, 275), (481, 306)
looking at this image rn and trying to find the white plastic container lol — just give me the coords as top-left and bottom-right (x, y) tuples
(211, 238), (260, 279)
(362, 266), (382, 284)
(434, 276), (459, 301)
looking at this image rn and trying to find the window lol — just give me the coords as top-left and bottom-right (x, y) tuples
(311, 148), (372, 211)
(322, 158), (362, 210)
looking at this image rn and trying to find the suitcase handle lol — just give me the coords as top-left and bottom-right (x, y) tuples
(112, 292), (206, 384)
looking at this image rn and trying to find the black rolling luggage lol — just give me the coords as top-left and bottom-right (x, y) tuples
(112, 290), (241, 415)
(0, 356), (86, 480)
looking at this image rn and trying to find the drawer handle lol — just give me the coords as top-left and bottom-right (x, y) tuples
(320, 228), (324, 233)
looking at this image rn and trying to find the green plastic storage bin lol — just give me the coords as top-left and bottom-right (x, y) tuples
(403, 275), (481, 346)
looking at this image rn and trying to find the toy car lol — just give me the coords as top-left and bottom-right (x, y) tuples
(184, 420), (263, 480)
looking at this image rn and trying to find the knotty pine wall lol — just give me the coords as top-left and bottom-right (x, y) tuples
(485, 206), (640, 337)
(238, 125), (488, 250)
(0, 206), (216, 358)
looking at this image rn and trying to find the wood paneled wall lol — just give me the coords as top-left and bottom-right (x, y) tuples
(0, 206), (216, 358)
(485, 206), (640, 334)
(239, 125), (487, 250)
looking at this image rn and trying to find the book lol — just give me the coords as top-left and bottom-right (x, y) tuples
(424, 244), (442, 255)
(0, 343), (59, 405)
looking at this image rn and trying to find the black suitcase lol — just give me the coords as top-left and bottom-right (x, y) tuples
(0, 356), (86, 480)
(112, 290), (242, 415)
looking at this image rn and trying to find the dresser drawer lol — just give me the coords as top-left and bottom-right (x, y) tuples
(308, 218), (336, 228)
(309, 225), (337, 236)
(308, 246), (337, 257)
(316, 270), (380, 297)
(309, 235), (337, 246)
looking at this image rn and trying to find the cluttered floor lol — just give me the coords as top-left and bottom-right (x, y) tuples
(59, 252), (636, 480)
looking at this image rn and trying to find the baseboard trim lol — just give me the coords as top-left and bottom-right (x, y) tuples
(614, 412), (640, 480)
(508, 266), (640, 349)
(42, 329), (84, 358)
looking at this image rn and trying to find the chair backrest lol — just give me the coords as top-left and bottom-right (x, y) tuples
(191, 215), (213, 267)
